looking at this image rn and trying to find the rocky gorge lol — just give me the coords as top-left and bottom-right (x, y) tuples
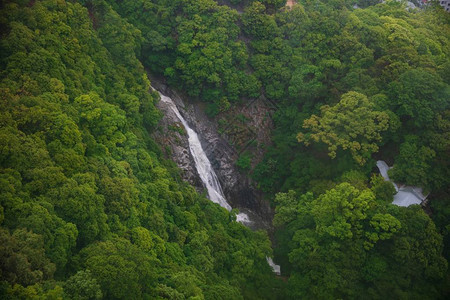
(150, 78), (273, 230)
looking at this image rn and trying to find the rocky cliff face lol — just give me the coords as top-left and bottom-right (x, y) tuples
(151, 83), (202, 190)
(151, 79), (273, 230)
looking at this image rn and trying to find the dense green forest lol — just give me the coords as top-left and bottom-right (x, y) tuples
(0, 0), (281, 299)
(1, 0), (449, 299)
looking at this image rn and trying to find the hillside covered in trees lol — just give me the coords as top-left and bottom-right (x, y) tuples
(0, 1), (281, 299)
(1, 0), (449, 299)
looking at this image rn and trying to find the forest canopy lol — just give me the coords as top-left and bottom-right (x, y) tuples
(0, 0), (280, 298)
(1, 0), (449, 299)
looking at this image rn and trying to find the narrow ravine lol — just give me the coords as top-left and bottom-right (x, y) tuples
(150, 76), (274, 231)
(154, 88), (250, 222)
(153, 87), (281, 274)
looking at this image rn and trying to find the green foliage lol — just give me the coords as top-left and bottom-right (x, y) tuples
(242, 2), (280, 39)
(388, 68), (450, 127)
(0, 1), (277, 299)
(64, 270), (102, 300)
(274, 184), (447, 299)
(0, 228), (55, 286)
(298, 91), (391, 165)
(235, 152), (252, 172)
(1, 0), (449, 299)
(168, 123), (186, 135)
(79, 238), (156, 299)
(370, 174), (396, 203)
(390, 136), (436, 189)
(102, 0), (450, 298)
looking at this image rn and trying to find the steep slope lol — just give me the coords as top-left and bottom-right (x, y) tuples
(0, 1), (282, 298)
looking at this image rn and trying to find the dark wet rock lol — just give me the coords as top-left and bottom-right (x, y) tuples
(151, 79), (273, 230)
(151, 84), (203, 191)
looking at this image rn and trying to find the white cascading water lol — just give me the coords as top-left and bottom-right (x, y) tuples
(376, 160), (428, 207)
(154, 88), (280, 275)
(266, 257), (281, 275)
(155, 89), (251, 218)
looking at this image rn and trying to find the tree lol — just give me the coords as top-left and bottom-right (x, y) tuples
(389, 136), (435, 189)
(63, 270), (102, 300)
(370, 174), (396, 203)
(297, 91), (390, 165)
(388, 68), (450, 128)
(242, 1), (279, 40)
(310, 183), (375, 240)
(274, 183), (447, 299)
(0, 228), (55, 286)
(80, 238), (157, 299)
(273, 190), (301, 227)
(288, 64), (325, 102)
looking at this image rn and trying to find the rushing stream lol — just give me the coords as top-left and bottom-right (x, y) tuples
(154, 88), (281, 274)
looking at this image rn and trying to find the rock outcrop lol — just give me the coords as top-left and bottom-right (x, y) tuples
(151, 79), (273, 230)
(151, 82), (202, 190)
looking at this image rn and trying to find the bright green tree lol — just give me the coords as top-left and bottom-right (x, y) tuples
(297, 91), (390, 165)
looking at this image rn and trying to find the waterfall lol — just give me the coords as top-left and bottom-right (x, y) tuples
(154, 88), (280, 275)
(376, 160), (428, 207)
(376, 161), (399, 191)
(266, 257), (281, 275)
(155, 89), (249, 219)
